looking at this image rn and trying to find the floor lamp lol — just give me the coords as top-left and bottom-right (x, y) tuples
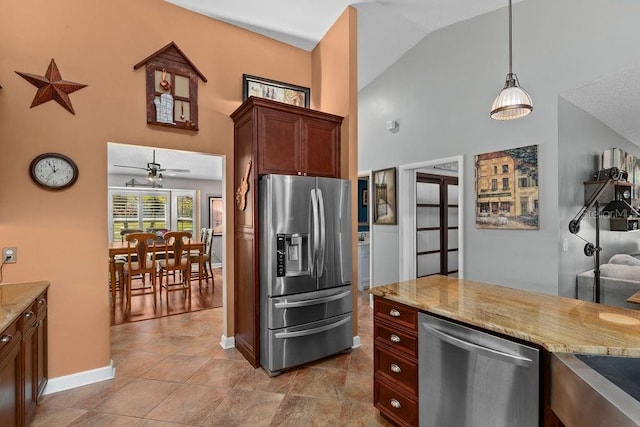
(568, 167), (620, 303)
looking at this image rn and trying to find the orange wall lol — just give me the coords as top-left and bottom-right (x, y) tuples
(0, 0), (329, 378)
(312, 7), (359, 333)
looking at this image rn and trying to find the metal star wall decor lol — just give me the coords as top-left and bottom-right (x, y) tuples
(16, 59), (87, 115)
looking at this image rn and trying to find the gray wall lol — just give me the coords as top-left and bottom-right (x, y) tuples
(359, 0), (640, 294)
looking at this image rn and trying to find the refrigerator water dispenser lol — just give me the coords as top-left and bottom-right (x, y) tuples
(276, 233), (309, 277)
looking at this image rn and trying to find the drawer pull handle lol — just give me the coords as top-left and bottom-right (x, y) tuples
(25, 311), (35, 319)
(38, 299), (46, 305)
(390, 399), (401, 409)
(390, 363), (401, 373)
(1, 334), (13, 344)
(390, 334), (401, 343)
(389, 309), (401, 317)
(34, 320), (41, 328)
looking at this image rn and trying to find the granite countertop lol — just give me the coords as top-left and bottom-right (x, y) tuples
(0, 281), (50, 332)
(370, 275), (640, 356)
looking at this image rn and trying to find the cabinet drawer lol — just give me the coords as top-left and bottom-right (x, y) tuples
(22, 301), (38, 330)
(36, 292), (47, 317)
(374, 322), (418, 358)
(375, 346), (418, 395)
(0, 319), (20, 357)
(374, 297), (417, 331)
(375, 378), (418, 427)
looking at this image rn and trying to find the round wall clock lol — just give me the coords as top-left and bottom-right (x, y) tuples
(29, 152), (79, 190)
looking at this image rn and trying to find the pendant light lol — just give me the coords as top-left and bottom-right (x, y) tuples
(490, 0), (532, 120)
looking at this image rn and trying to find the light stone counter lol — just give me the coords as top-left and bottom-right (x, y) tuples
(0, 281), (50, 331)
(370, 275), (640, 356)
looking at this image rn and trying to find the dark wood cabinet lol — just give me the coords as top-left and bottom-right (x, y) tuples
(0, 319), (21, 427)
(0, 287), (48, 427)
(230, 97), (343, 367)
(35, 295), (48, 402)
(22, 292), (47, 425)
(235, 97), (342, 178)
(373, 296), (419, 427)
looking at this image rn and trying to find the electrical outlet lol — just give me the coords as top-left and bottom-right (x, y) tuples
(2, 247), (17, 263)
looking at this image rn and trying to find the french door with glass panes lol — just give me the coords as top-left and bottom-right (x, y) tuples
(416, 173), (459, 277)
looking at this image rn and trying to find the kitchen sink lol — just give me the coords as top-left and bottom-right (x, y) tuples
(551, 353), (640, 427)
(576, 354), (640, 402)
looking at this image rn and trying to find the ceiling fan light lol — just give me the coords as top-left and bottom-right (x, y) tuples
(490, 73), (532, 120)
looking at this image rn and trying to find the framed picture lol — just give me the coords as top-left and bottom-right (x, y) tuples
(475, 144), (539, 230)
(362, 189), (368, 206)
(373, 167), (397, 225)
(242, 74), (310, 108)
(209, 196), (223, 235)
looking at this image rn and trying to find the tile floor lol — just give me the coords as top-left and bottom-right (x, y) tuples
(32, 291), (392, 426)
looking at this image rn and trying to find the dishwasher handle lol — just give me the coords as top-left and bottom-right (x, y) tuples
(421, 322), (533, 367)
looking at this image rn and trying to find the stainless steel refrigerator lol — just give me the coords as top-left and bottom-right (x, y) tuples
(259, 174), (352, 376)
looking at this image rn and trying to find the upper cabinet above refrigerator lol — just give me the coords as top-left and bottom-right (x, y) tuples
(231, 97), (343, 178)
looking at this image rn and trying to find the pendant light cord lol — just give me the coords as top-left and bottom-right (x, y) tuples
(508, 0), (513, 75)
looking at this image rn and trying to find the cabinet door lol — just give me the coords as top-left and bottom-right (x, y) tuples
(0, 320), (21, 427)
(22, 308), (38, 425)
(257, 108), (300, 175)
(36, 295), (48, 399)
(301, 117), (340, 178)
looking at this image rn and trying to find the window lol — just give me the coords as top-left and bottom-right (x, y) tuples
(493, 166), (498, 174)
(502, 178), (509, 190)
(519, 177), (529, 188)
(174, 192), (194, 232)
(491, 179), (498, 191)
(502, 164), (509, 173)
(108, 188), (197, 242)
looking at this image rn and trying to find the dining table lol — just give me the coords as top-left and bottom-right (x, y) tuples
(108, 240), (204, 302)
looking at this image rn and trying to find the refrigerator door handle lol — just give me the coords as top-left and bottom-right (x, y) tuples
(274, 315), (351, 339)
(273, 290), (351, 309)
(310, 188), (320, 278)
(317, 188), (326, 277)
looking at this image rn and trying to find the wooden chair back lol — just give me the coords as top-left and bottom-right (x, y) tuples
(120, 228), (143, 243)
(162, 231), (192, 268)
(204, 228), (214, 258)
(125, 232), (157, 274)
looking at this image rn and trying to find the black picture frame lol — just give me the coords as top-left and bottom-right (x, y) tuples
(242, 74), (310, 108)
(373, 167), (397, 225)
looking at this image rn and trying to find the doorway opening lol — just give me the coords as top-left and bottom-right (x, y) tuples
(107, 142), (226, 325)
(399, 156), (464, 281)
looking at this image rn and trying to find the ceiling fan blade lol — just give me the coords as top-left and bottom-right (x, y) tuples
(158, 169), (191, 173)
(114, 165), (149, 171)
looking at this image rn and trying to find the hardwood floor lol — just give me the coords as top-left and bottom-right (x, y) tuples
(111, 267), (223, 326)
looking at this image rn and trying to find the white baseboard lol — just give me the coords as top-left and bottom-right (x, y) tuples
(43, 360), (116, 395)
(220, 334), (235, 349)
(352, 335), (361, 349)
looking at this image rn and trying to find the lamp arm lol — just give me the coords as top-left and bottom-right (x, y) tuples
(568, 178), (615, 234)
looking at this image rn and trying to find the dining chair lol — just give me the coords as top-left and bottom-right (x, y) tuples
(120, 228), (143, 243)
(122, 232), (158, 310)
(158, 231), (192, 302)
(187, 228), (215, 291)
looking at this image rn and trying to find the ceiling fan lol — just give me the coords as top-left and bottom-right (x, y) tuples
(113, 149), (190, 182)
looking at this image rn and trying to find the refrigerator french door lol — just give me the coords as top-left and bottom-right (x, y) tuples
(260, 174), (352, 375)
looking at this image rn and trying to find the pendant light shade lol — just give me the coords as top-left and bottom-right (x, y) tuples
(490, 0), (532, 120)
(490, 73), (532, 120)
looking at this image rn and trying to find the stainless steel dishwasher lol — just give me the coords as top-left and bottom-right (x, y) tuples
(419, 312), (540, 427)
